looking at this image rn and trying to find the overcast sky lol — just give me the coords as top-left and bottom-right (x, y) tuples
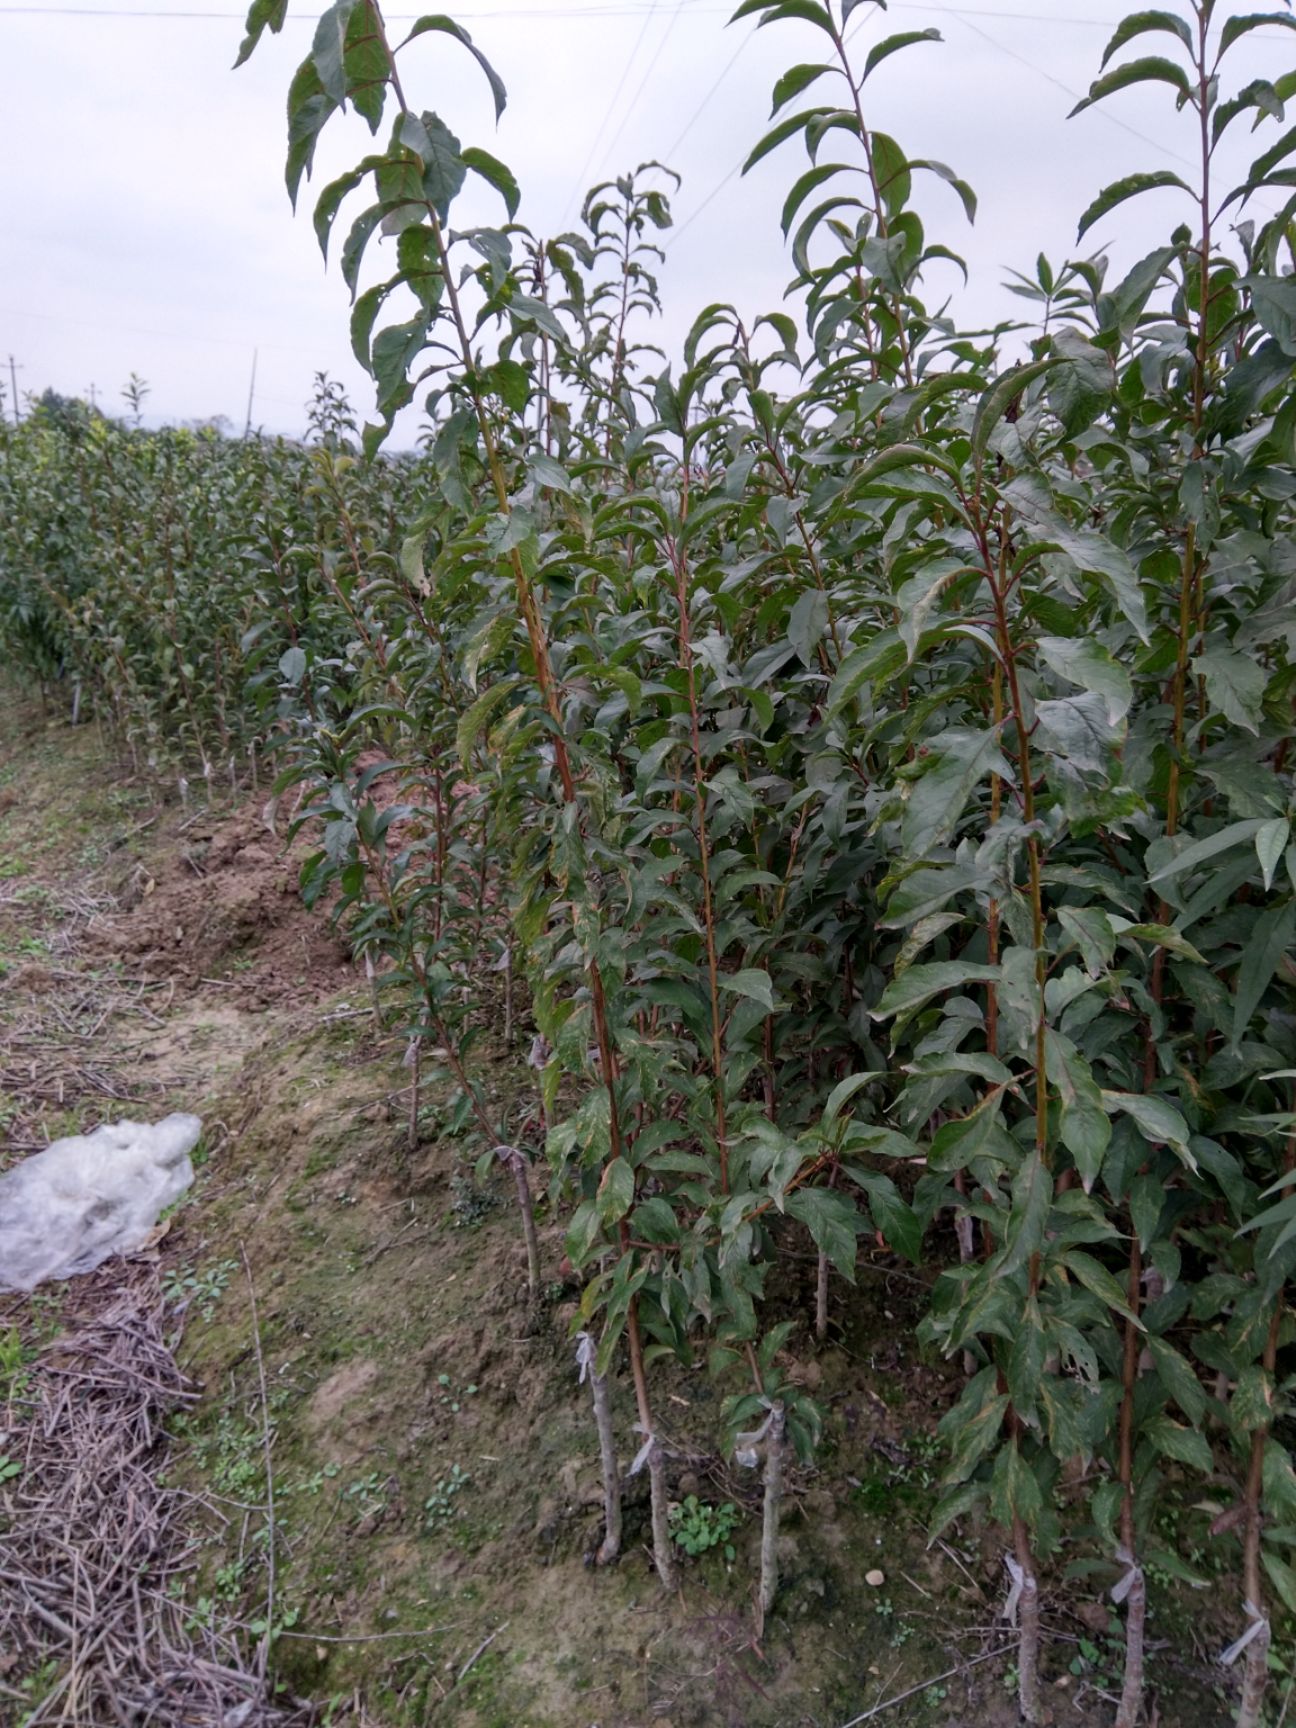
(2, 0), (1289, 442)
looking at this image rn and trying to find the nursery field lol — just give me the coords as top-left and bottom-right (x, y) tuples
(3, 0), (1296, 1724)
(0, 684), (1248, 1728)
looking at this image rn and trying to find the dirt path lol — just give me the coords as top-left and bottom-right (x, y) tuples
(0, 687), (1236, 1728)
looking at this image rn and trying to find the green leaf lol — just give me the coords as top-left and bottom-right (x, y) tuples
(971, 356), (1059, 463)
(1046, 1031), (1111, 1191)
(234, 0), (288, 67)
(1035, 691), (1124, 775)
(719, 968), (778, 1013)
(901, 729), (1013, 856)
(1256, 819), (1291, 893)
(399, 111), (465, 217)
(596, 1156), (635, 1225)
(462, 147), (520, 219)
(787, 588), (829, 667)
(1076, 170), (1192, 241)
(1062, 1250), (1144, 1327)
(1069, 56), (1192, 119)
(399, 14), (507, 119)
(785, 1187), (859, 1282)
(1146, 1337), (1206, 1427)
(1263, 1549), (1296, 1617)
(1243, 277), (1296, 354)
(1147, 818), (1266, 885)
(822, 1070), (884, 1128)
(1057, 906), (1117, 977)
(929, 1479), (987, 1543)
(863, 29), (941, 81)
(742, 105), (834, 173)
(632, 1196), (681, 1244)
(999, 1151), (1053, 1277)
(455, 677), (522, 767)
(1102, 1091), (1194, 1167)
(1220, 11), (1296, 55)
(770, 61), (833, 114)
(1231, 900), (1296, 1046)
(1193, 646), (1267, 735)
(1036, 635), (1132, 724)
(871, 961), (1002, 1023)
(1099, 9), (1192, 65)
(1146, 1416), (1214, 1474)
(1040, 522), (1150, 642)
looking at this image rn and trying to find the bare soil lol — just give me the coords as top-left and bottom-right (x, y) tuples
(0, 686), (1247, 1727)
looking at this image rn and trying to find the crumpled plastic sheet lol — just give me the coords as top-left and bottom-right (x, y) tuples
(0, 1113), (202, 1292)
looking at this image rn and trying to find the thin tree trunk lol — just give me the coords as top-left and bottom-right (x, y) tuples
(583, 1345), (622, 1566)
(627, 1300), (676, 1591)
(406, 1035), (421, 1152)
(1114, 1565), (1146, 1728)
(510, 1153), (541, 1300)
(646, 1438), (674, 1590)
(757, 1402), (786, 1637)
(815, 1252), (829, 1343)
(1012, 1515), (1042, 1725)
(1236, 1130), (1292, 1728)
(1115, 1237), (1145, 1728)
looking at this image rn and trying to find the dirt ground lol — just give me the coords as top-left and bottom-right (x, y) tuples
(0, 685), (1259, 1727)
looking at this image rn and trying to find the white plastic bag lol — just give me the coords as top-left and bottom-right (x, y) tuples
(0, 1113), (202, 1291)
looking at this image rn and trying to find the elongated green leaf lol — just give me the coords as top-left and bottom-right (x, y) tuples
(1076, 170), (1192, 241)
(872, 961), (1002, 1022)
(1062, 1250), (1144, 1326)
(901, 729), (1013, 856)
(863, 29), (941, 81)
(1103, 1091), (1195, 1167)
(596, 1155), (635, 1224)
(1257, 818), (1291, 893)
(1046, 1031), (1110, 1191)
(1148, 818), (1266, 885)
(1070, 56), (1192, 119)
(719, 968), (777, 1012)
(1036, 634), (1132, 723)
(1099, 8), (1192, 65)
(1232, 900), (1296, 1046)
(786, 1187), (859, 1281)
(770, 60), (833, 114)
(399, 14), (507, 118)
(1220, 11), (1296, 54)
(1193, 646), (1267, 734)
(971, 356), (1059, 462)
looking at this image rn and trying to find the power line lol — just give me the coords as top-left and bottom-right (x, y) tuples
(661, 12), (749, 161)
(561, 0), (664, 222)
(666, 3), (882, 249)
(597, 0), (691, 176)
(0, 3), (1136, 22)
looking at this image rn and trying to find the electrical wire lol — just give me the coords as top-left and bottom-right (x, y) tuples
(595, 0), (691, 177)
(560, 0), (665, 221)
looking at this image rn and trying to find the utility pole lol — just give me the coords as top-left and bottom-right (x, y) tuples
(87, 381), (98, 410)
(243, 347), (258, 438)
(7, 355), (21, 426)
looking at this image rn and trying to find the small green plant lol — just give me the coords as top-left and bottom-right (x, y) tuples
(435, 1372), (479, 1414)
(344, 1471), (390, 1517)
(425, 1463), (470, 1526)
(286, 1461), (342, 1496)
(0, 1454), (22, 1484)
(447, 1172), (496, 1231)
(163, 1257), (237, 1322)
(668, 1495), (739, 1562)
(0, 1324), (29, 1398)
